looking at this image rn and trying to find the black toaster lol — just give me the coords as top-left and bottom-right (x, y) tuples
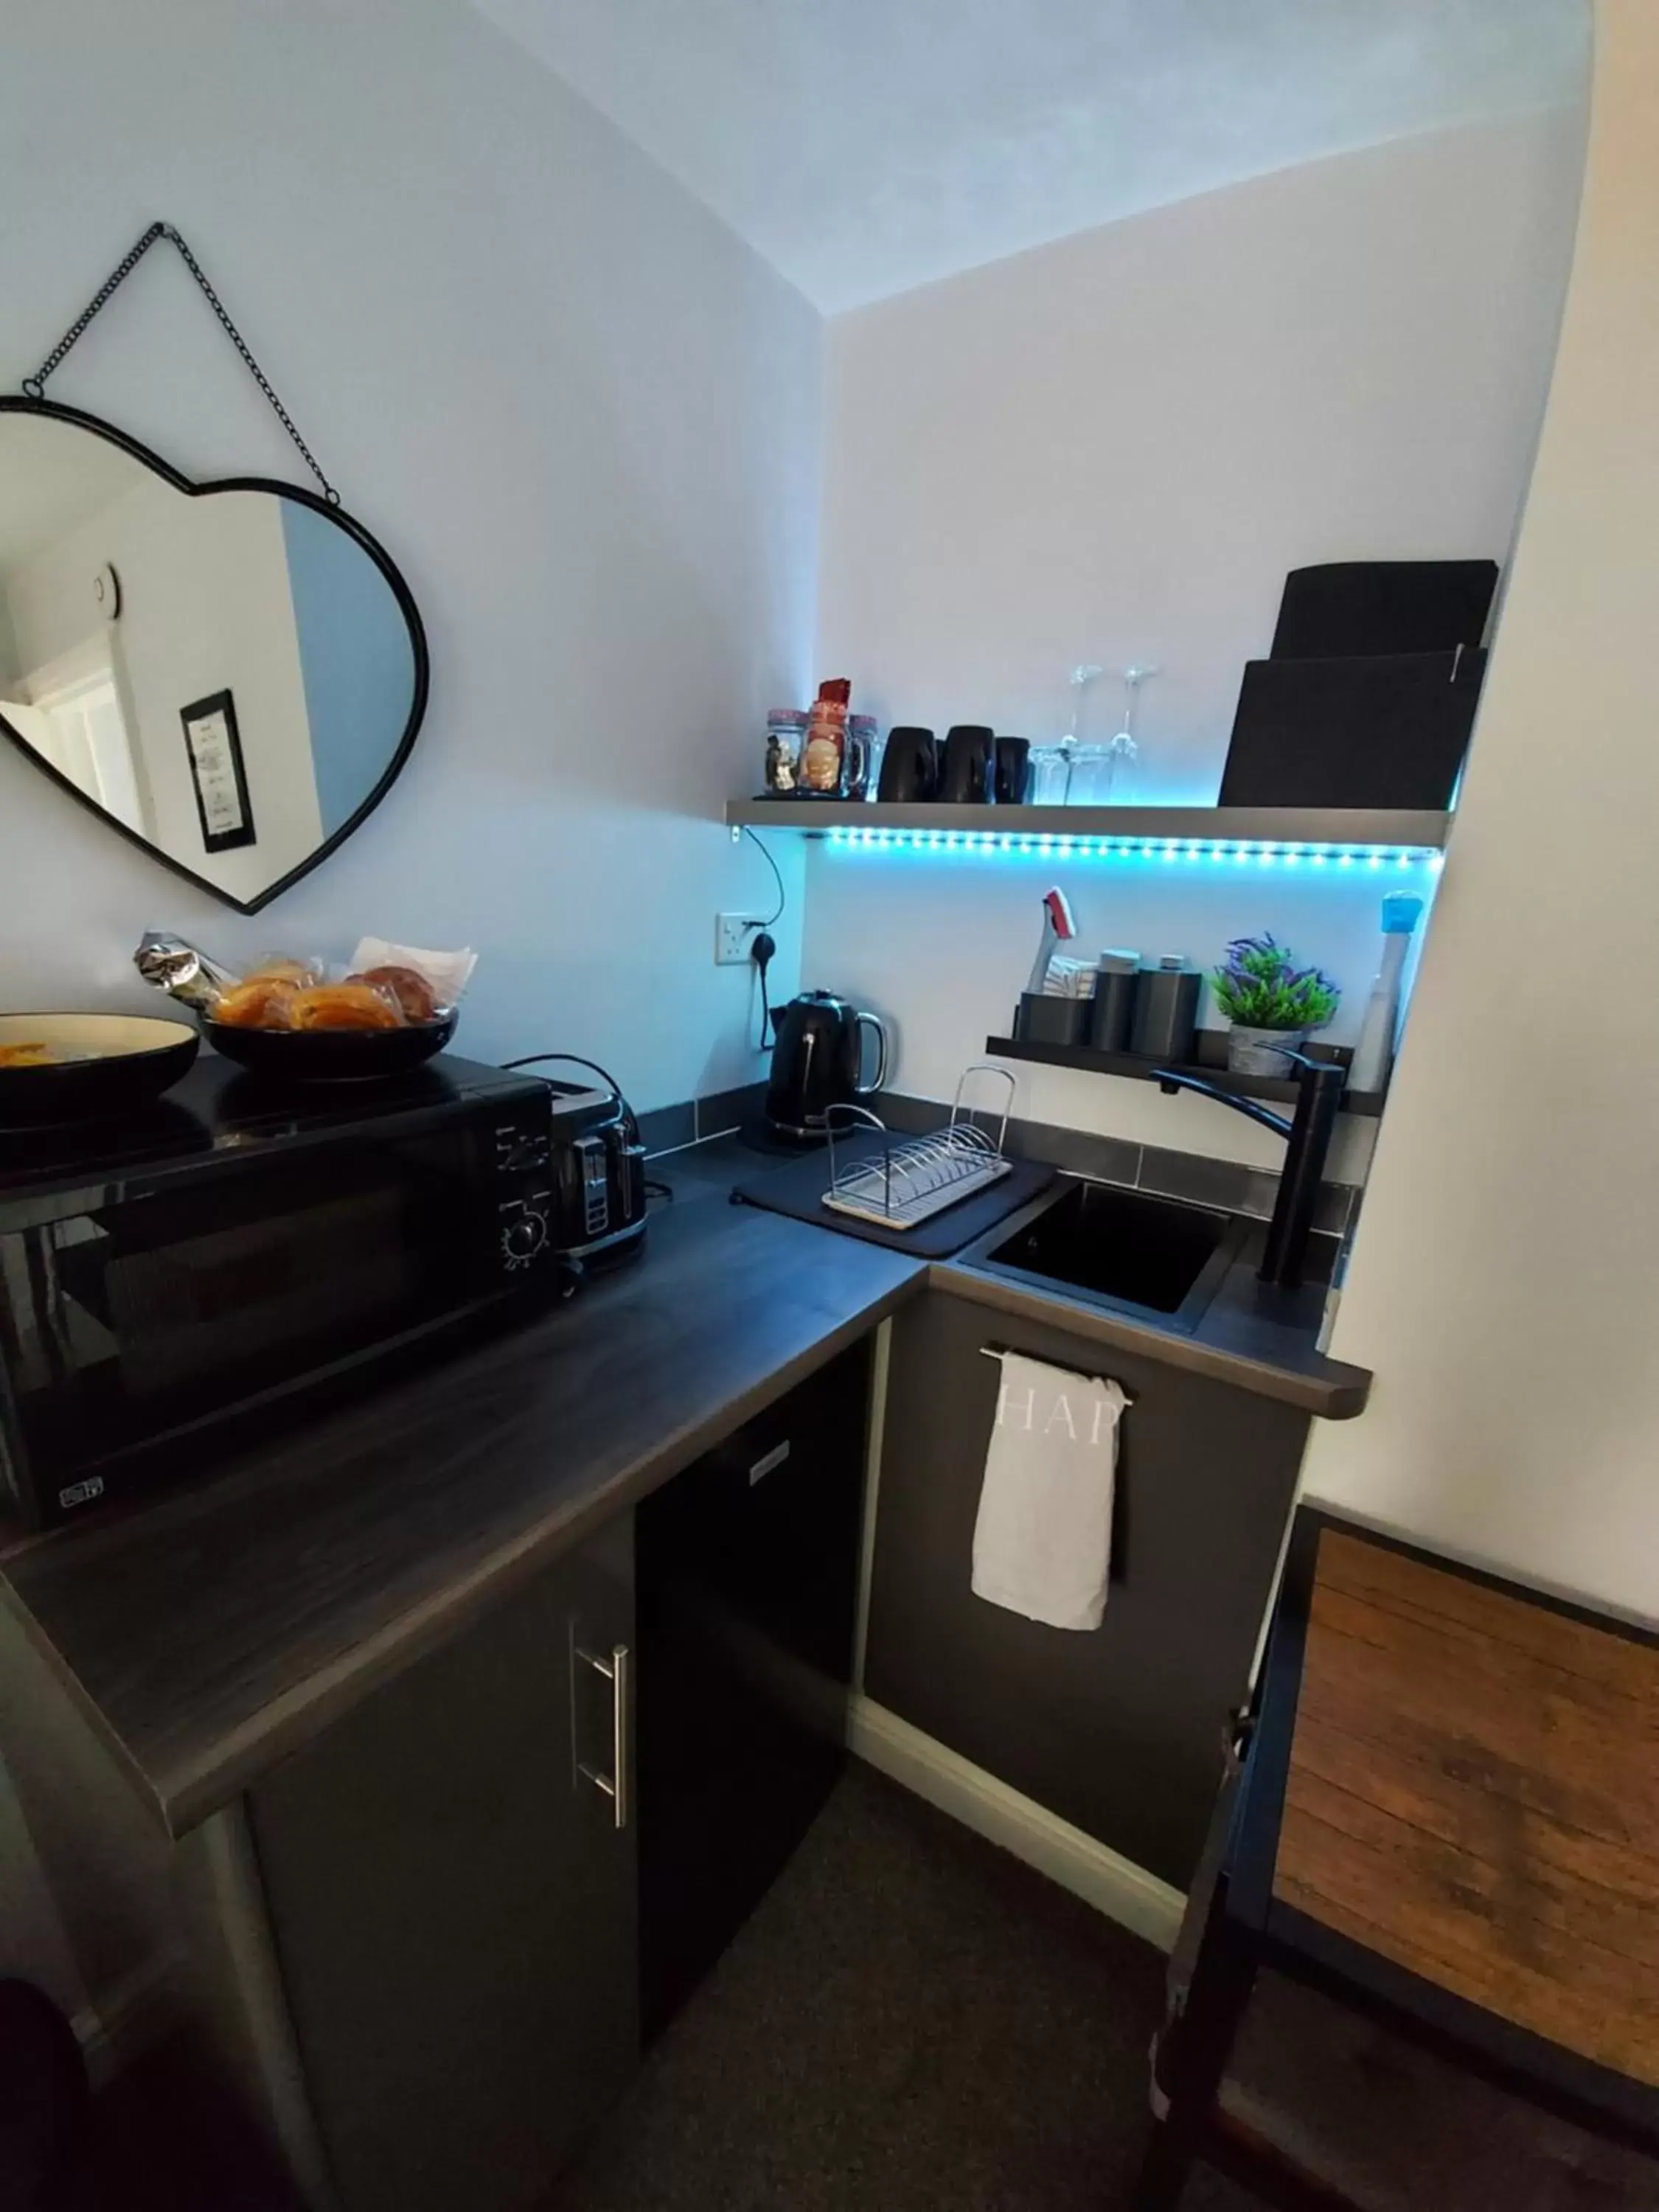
(506, 1054), (649, 1269)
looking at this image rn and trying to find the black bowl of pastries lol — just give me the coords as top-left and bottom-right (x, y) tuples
(0, 1013), (200, 1127)
(200, 959), (458, 1082)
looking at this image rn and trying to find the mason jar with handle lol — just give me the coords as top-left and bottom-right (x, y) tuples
(844, 715), (877, 799)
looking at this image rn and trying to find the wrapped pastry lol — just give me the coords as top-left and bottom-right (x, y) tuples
(349, 964), (438, 1023)
(349, 939), (475, 1008)
(243, 955), (325, 990)
(288, 981), (406, 1032)
(213, 978), (300, 1030)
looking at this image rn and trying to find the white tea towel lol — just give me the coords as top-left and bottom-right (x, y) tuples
(971, 1352), (1128, 1631)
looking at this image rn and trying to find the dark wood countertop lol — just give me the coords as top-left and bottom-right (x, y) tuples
(936, 1223), (1370, 1419)
(0, 1181), (923, 1838)
(689, 1132), (1367, 1417)
(0, 1138), (1368, 1843)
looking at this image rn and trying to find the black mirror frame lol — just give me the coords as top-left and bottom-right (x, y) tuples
(0, 394), (430, 916)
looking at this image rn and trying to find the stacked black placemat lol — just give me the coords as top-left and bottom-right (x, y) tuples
(1222, 559), (1497, 810)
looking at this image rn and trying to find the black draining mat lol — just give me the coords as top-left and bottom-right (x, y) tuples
(731, 1134), (1053, 1258)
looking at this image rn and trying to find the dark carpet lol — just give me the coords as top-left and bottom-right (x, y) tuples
(549, 1761), (1255, 2212)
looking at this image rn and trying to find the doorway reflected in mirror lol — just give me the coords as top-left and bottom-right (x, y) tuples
(0, 400), (427, 914)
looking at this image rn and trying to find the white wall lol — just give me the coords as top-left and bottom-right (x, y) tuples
(0, 0), (818, 2020)
(804, 842), (1435, 1176)
(4, 468), (325, 903)
(807, 112), (1584, 1165)
(0, 590), (18, 691)
(819, 111), (1584, 787)
(0, 0), (818, 1105)
(1301, 0), (1659, 1625)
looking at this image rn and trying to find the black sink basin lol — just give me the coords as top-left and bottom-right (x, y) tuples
(976, 1179), (1241, 1324)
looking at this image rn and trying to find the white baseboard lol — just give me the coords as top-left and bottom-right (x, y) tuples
(848, 1694), (1186, 1952)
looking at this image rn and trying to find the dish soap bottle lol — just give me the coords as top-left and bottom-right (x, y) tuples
(1349, 893), (1425, 1094)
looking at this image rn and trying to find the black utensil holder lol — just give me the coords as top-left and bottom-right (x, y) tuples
(1014, 992), (1091, 1048)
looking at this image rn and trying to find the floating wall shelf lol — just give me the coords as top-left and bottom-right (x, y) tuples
(726, 801), (1450, 866)
(986, 1035), (1387, 1119)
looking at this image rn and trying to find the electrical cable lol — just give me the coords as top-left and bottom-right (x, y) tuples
(502, 1051), (624, 1098)
(736, 824), (785, 1054)
(741, 824), (786, 928)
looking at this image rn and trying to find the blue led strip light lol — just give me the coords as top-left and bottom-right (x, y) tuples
(821, 827), (1442, 870)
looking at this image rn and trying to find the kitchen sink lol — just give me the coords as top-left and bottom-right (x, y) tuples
(972, 1178), (1244, 1326)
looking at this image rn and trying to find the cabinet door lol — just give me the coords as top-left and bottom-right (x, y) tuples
(637, 1338), (870, 2039)
(248, 1514), (637, 2212)
(863, 1294), (1306, 1889)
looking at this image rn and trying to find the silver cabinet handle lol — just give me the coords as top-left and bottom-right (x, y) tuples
(573, 1639), (630, 1829)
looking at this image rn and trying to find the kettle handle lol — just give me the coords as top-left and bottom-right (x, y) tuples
(853, 1012), (888, 1096)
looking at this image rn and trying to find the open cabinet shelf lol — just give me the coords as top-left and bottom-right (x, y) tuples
(727, 799), (1450, 855)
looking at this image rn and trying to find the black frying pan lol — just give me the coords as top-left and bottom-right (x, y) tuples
(0, 1013), (199, 1127)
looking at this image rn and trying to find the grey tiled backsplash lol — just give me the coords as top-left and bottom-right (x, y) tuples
(695, 1082), (768, 1139)
(634, 1099), (698, 1155)
(1137, 1144), (1282, 1221)
(636, 1085), (765, 1155)
(646, 1081), (1356, 1237)
(876, 1091), (1357, 1235)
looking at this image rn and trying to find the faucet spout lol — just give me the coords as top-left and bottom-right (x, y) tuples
(1152, 1057), (1345, 1288)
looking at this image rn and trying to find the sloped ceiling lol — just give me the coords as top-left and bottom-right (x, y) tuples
(470, 0), (1589, 312)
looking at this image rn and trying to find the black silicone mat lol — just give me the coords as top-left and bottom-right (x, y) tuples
(731, 1133), (1054, 1258)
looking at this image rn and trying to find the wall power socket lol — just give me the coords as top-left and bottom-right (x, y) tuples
(714, 913), (758, 966)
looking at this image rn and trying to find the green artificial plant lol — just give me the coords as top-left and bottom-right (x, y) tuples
(1210, 935), (1340, 1032)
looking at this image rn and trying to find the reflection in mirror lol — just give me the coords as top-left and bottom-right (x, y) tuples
(0, 406), (423, 911)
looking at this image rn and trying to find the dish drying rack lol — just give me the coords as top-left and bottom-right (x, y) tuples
(823, 1065), (1015, 1231)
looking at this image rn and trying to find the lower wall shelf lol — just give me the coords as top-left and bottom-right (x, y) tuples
(984, 1034), (1386, 1118)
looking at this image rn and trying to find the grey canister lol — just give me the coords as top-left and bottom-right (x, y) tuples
(1015, 991), (1091, 1047)
(1130, 956), (1200, 1062)
(1088, 950), (1140, 1052)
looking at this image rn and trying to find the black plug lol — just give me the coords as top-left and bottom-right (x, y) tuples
(750, 930), (776, 1050)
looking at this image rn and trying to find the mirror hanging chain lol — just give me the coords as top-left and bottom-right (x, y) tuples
(20, 220), (339, 505)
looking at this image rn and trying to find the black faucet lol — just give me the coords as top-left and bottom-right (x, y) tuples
(1152, 1053), (1346, 1289)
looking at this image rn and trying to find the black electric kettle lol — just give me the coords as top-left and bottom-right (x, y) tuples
(764, 992), (888, 1139)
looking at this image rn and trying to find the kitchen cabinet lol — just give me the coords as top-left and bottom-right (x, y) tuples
(637, 1338), (871, 2039)
(246, 1512), (637, 2212)
(863, 1291), (1307, 1889)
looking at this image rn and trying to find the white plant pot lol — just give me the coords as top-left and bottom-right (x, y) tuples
(1226, 1025), (1307, 1077)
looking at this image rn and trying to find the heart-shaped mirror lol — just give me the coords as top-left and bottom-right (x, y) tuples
(0, 397), (428, 914)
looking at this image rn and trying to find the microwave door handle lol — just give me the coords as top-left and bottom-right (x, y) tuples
(23, 1232), (75, 1385)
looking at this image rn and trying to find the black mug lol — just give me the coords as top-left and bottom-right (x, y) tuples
(993, 736), (1031, 804)
(877, 726), (937, 802)
(939, 724), (995, 803)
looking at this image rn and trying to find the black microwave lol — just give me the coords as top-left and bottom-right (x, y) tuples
(0, 1053), (559, 1530)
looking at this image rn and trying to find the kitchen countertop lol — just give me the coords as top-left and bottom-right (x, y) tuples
(0, 1139), (1368, 1841)
(691, 1132), (1371, 1417)
(0, 1172), (922, 1838)
(939, 1223), (1368, 1419)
